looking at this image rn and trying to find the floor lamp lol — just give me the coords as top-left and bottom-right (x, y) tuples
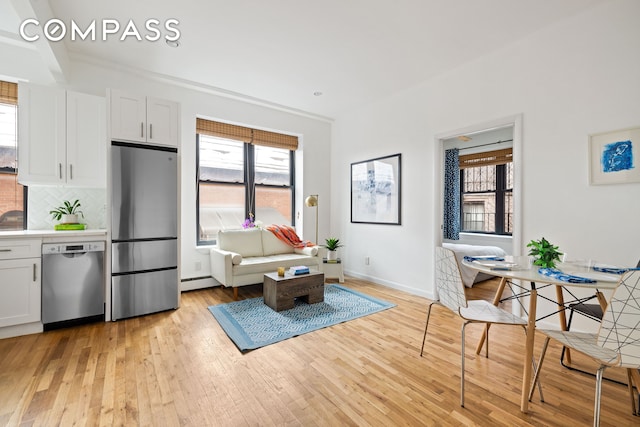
(304, 194), (319, 245)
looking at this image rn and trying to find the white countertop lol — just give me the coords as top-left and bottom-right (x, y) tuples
(0, 229), (107, 239)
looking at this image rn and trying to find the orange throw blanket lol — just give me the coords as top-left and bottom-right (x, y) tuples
(266, 224), (314, 248)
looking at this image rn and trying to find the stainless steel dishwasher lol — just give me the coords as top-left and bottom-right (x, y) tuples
(42, 241), (105, 330)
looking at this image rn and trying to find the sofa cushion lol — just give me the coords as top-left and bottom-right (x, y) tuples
(261, 229), (295, 255)
(233, 254), (316, 275)
(217, 229), (264, 257)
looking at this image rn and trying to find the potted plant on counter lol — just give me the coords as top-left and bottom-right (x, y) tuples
(527, 237), (562, 269)
(49, 199), (84, 224)
(323, 237), (343, 261)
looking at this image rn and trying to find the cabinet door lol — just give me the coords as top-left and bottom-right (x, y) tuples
(146, 97), (179, 147)
(110, 90), (146, 143)
(17, 83), (66, 184)
(67, 91), (107, 187)
(0, 258), (41, 327)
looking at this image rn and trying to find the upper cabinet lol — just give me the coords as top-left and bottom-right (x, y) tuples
(18, 83), (106, 187)
(109, 90), (180, 147)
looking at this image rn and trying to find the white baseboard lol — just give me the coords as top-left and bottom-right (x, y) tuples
(0, 322), (43, 340)
(344, 269), (434, 300)
(180, 277), (217, 291)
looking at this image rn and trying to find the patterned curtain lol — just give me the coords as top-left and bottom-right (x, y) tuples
(443, 148), (460, 240)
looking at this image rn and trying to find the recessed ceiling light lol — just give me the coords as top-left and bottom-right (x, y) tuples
(313, 91), (323, 96)
(166, 39), (180, 48)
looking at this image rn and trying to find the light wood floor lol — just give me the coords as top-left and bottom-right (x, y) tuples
(0, 277), (638, 426)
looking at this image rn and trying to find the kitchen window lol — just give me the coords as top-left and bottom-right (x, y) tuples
(196, 118), (297, 245)
(0, 81), (26, 231)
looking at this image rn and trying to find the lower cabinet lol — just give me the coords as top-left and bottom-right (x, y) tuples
(0, 239), (41, 330)
(0, 259), (41, 328)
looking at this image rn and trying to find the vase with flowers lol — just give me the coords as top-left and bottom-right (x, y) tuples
(241, 213), (262, 229)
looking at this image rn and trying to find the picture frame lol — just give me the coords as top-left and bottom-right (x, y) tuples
(589, 127), (640, 185)
(351, 153), (401, 225)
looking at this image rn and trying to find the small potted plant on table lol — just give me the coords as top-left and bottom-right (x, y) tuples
(527, 237), (562, 269)
(323, 237), (343, 261)
(49, 199), (84, 224)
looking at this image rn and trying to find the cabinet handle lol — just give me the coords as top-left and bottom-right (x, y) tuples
(141, 122), (144, 138)
(0, 249), (11, 252)
(33, 263), (37, 281)
(59, 163), (63, 179)
(69, 164), (73, 180)
(149, 123), (153, 139)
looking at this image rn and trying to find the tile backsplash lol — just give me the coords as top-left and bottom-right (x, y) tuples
(28, 186), (106, 230)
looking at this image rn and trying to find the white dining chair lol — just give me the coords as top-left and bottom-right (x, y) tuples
(559, 259), (640, 414)
(563, 259), (640, 338)
(529, 269), (640, 426)
(420, 246), (542, 407)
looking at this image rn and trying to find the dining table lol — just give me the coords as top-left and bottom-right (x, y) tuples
(461, 257), (621, 413)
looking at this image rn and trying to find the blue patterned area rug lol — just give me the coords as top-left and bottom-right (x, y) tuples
(208, 284), (395, 352)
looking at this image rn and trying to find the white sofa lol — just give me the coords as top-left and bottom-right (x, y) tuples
(210, 228), (321, 299)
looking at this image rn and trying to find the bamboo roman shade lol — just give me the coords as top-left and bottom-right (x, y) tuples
(0, 81), (18, 105)
(196, 118), (298, 150)
(459, 148), (512, 169)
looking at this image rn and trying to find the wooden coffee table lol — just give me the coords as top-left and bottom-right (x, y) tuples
(263, 271), (325, 312)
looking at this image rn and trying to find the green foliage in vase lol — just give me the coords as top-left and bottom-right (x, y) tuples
(323, 238), (344, 251)
(527, 237), (563, 269)
(49, 199), (84, 221)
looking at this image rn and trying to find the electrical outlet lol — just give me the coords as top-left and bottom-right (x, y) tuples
(195, 261), (202, 271)
(365, 256), (370, 265)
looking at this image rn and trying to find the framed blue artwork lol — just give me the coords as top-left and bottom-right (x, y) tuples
(589, 127), (640, 185)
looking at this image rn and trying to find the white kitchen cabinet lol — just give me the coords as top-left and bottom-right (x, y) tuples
(17, 83), (106, 187)
(110, 90), (180, 147)
(66, 91), (107, 186)
(0, 239), (41, 329)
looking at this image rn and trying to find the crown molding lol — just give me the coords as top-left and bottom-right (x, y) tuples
(69, 51), (334, 123)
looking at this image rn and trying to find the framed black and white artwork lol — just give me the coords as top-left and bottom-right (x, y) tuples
(351, 153), (401, 225)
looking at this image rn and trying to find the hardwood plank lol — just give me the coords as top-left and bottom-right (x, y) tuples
(0, 277), (638, 426)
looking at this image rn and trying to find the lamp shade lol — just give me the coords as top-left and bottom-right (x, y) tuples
(305, 194), (318, 207)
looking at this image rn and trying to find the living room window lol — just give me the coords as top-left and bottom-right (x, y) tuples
(196, 118), (297, 245)
(459, 148), (512, 235)
(0, 81), (26, 231)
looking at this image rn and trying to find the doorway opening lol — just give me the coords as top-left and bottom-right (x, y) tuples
(434, 115), (523, 256)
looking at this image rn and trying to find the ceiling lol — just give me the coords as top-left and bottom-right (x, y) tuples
(1, 0), (607, 120)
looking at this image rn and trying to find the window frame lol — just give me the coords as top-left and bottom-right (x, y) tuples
(0, 94), (27, 231)
(459, 160), (512, 236)
(196, 133), (296, 246)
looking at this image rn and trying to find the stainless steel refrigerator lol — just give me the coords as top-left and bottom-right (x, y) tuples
(111, 141), (179, 320)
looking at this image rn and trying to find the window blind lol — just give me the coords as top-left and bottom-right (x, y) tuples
(196, 118), (298, 150)
(0, 81), (18, 105)
(459, 148), (512, 169)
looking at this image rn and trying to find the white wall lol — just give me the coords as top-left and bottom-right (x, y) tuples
(16, 59), (332, 288)
(332, 0), (640, 301)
